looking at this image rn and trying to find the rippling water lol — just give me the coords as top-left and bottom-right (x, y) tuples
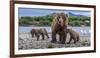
(19, 26), (91, 36)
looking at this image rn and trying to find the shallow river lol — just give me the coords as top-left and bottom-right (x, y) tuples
(19, 26), (91, 36)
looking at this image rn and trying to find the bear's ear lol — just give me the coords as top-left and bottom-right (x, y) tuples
(53, 13), (59, 20)
(66, 13), (69, 17)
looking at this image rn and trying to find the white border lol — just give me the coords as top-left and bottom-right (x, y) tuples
(14, 4), (94, 55)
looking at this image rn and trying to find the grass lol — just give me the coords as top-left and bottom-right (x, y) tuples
(47, 44), (54, 48)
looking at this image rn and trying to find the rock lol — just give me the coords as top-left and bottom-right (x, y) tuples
(18, 32), (91, 50)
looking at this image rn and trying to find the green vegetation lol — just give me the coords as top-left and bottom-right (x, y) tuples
(68, 16), (90, 26)
(19, 15), (52, 26)
(19, 14), (90, 26)
(47, 44), (54, 48)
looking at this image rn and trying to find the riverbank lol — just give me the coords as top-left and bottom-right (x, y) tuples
(18, 32), (90, 50)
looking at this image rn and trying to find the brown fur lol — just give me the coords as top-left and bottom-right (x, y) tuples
(67, 29), (80, 44)
(30, 28), (49, 40)
(51, 13), (68, 44)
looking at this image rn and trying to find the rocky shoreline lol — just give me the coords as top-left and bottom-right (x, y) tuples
(18, 32), (90, 50)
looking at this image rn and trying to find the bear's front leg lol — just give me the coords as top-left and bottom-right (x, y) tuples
(51, 32), (57, 43)
(67, 37), (72, 44)
(41, 33), (45, 40)
(32, 33), (35, 37)
(60, 33), (66, 44)
(36, 35), (40, 41)
(59, 34), (62, 42)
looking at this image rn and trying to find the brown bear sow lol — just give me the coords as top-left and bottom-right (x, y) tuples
(51, 13), (68, 44)
(67, 29), (80, 44)
(30, 28), (49, 40)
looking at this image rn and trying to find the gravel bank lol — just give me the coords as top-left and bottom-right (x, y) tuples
(18, 32), (90, 50)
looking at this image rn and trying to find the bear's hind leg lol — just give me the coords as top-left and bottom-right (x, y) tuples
(45, 33), (49, 39)
(73, 37), (77, 43)
(76, 36), (79, 42)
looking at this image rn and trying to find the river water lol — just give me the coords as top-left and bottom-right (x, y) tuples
(19, 26), (91, 36)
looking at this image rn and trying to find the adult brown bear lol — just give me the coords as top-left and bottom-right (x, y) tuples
(30, 28), (49, 40)
(51, 13), (68, 44)
(67, 28), (80, 44)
